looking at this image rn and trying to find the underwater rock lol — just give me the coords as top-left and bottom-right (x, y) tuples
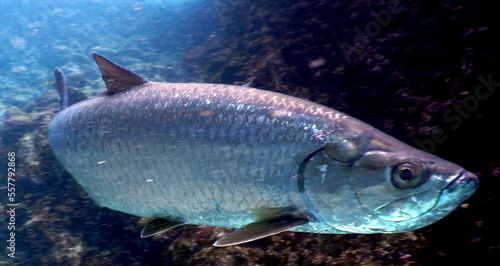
(1, 109), (41, 145)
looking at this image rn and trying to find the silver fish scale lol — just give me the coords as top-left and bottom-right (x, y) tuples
(49, 82), (341, 228)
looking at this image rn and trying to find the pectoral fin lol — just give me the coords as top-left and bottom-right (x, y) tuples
(140, 218), (184, 238)
(213, 215), (309, 247)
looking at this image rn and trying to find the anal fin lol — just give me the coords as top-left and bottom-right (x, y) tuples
(213, 215), (309, 247)
(140, 218), (184, 238)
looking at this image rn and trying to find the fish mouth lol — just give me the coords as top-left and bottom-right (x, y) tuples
(442, 170), (479, 194)
(432, 170), (478, 213)
(403, 170), (478, 228)
(375, 170), (478, 224)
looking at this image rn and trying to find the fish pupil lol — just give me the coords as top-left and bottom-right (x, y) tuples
(399, 168), (414, 181)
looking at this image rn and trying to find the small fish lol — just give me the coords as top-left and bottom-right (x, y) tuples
(49, 54), (478, 246)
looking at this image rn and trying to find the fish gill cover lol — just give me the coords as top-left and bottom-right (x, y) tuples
(0, 0), (499, 265)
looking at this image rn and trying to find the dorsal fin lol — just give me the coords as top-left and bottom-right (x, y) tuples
(92, 53), (149, 95)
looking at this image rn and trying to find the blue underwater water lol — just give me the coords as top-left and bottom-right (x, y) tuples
(0, 0), (221, 117)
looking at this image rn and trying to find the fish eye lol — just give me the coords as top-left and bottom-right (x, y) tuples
(391, 162), (429, 189)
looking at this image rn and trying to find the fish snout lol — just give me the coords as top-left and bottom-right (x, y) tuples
(455, 170), (479, 188)
(441, 170), (479, 196)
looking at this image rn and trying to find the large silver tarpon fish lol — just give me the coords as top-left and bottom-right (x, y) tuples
(49, 54), (478, 246)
